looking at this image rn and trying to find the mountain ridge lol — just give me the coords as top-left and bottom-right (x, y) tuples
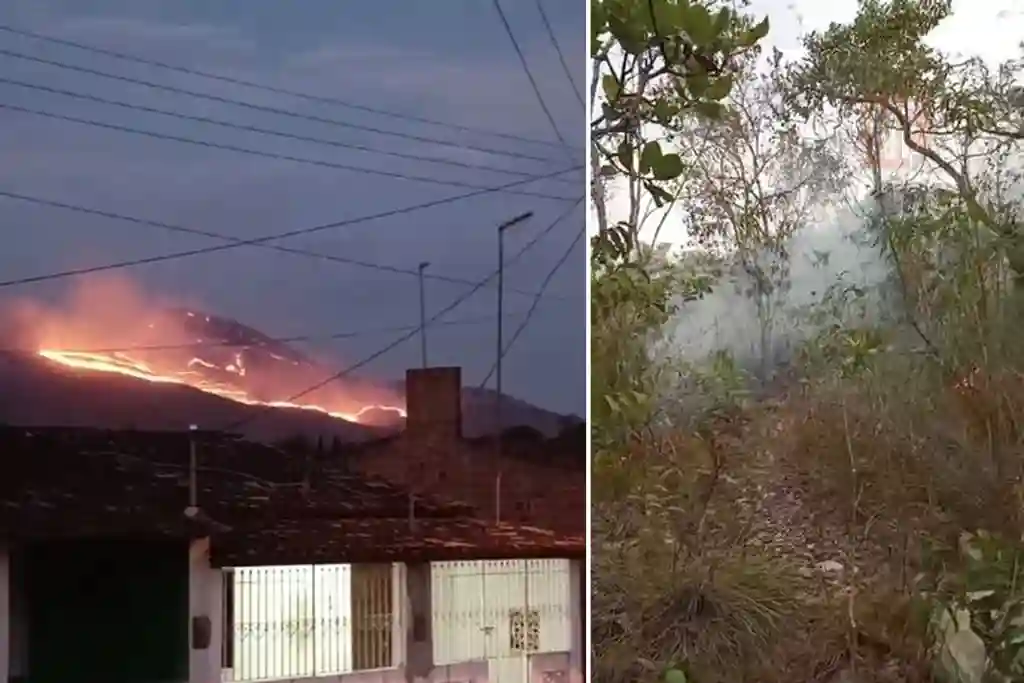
(0, 309), (581, 440)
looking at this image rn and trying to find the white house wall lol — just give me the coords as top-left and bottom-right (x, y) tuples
(190, 538), (224, 683)
(0, 543), (581, 683)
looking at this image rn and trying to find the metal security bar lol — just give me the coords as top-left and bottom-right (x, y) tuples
(222, 563), (399, 682)
(430, 559), (572, 683)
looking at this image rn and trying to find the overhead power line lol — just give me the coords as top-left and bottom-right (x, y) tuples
(0, 23), (580, 153)
(533, 0), (585, 109)
(0, 47), (569, 165)
(478, 224), (584, 388)
(0, 102), (577, 202)
(0, 77), (578, 187)
(0, 164), (582, 289)
(0, 312), (551, 356)
(490, 0), (573, 153)
(0, 189), (578, 302)
(224, 197), (582, 431)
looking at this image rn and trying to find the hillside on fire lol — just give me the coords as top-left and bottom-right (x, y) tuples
(0, 279), (579, 442)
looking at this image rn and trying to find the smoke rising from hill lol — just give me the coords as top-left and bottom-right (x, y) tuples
(666, 201), (893, 377)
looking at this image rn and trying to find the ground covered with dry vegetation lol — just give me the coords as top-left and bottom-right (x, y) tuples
(596, 356), (1024, 682)
(591, 0), (1024, 681)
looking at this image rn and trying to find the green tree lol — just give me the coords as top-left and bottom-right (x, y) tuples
(666, 48), (846, 378)
(589, 0), (769, 461)
(785, 0), (1024, 285)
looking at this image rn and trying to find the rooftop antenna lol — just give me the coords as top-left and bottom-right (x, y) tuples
(185, 423), (200, 518)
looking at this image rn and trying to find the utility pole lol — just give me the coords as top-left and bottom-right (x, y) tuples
(417, 261), (430, 368)
(494, 211), (533, 524)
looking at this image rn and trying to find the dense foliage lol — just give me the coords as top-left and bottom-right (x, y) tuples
(591, 0), (1024, 681)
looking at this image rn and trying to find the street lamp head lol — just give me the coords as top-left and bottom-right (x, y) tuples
(498, 211), (534, 232)
(418, 261), (430, 271)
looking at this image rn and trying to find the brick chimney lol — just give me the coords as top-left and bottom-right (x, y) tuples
(405, 367), (462, 438)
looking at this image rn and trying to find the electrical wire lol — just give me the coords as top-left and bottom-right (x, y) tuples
(0, 23), (580, 153)
(0, 102), (576, 202)
(478, 224), (584, 388)
(0, 189), (577, 302)
(533, 0), (585, 108)
(222, 197), (582, 432)
(490, 0), (573, 153)
(0, 312), (547, 356)
(0, 164), (581, 289)
(0, 47), (568, 165)
(0, 77), (578, 187)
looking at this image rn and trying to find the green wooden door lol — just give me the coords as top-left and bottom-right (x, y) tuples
(24, 538), (190, 683)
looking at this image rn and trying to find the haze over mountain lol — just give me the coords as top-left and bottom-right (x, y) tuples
(0, 304), (580, 441)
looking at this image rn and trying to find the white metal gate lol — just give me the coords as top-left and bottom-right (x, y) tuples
(224, 563), (399, 682)
(430, 559), (571, 683)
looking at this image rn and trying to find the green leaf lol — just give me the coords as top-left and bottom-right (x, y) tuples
(682, 4), (715, 46)
(617, 140), (634, 171)
(705, 73), (734, 101)
(608, 14), (646, 54)
(645, 182), (674, 208)
(591, 0), (606, 29)
(687, 71), (709, 98)
(649, 0), (680, 36)
(652, 97), (678, 124)
(601, 73), (621, 102)
(695, 101), (725, 120)
(639, 141), (662, 174)
(664, 668), (688, 683)
(651, 152), (683, 181)
(713, 7), (732, 34)
(740, 16), (770, 46)
(599, 164), (617, 177)
(590, 0), (608, 56)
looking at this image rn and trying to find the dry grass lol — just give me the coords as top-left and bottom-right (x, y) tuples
(593, 344), (1024, 682)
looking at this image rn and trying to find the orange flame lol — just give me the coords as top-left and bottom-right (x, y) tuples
(10, 277), (407, 425)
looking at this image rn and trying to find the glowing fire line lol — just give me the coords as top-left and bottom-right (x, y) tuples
(37, 349), (407, 424)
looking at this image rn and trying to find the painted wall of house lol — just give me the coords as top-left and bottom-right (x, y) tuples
(0, 544), (581, 683)
(189, 538), (224, 683)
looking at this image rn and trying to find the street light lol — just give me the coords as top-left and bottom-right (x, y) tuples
(493, 211), (533, 523)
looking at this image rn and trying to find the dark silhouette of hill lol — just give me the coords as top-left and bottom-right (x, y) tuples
(455, 386), (583, 437)
(0, 308), (581, 440)
(0, 353), (378, 442)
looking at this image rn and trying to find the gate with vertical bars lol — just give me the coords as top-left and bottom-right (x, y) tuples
(430, 559), (572, 683)
(222, 563), (398, 681)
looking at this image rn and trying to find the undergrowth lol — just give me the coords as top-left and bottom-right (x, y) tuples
(594, 314), (1024, 682)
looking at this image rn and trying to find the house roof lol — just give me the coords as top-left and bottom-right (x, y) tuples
(341, 424), (586, 471)
(213, 518), (585, 566)
(0, 426), (583, 562)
